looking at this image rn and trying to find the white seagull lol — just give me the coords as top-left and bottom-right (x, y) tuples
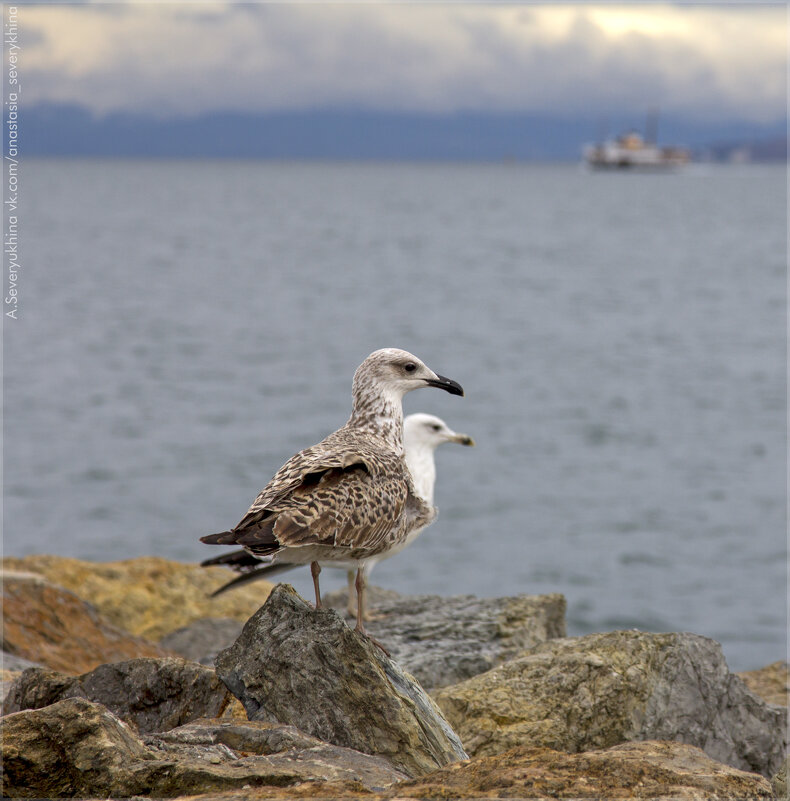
(200, 348), (464, 638)
(204, 412), (475, 619)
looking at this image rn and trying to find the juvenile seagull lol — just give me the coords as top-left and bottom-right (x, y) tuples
(351, 412), (475, 613)
(203, 413), (475, 619)
(200, 349), (464, 637)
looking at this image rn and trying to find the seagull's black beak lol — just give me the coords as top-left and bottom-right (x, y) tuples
(426, 374), (464, 397)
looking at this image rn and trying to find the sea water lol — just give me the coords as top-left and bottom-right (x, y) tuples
(4, 159), (786, 671)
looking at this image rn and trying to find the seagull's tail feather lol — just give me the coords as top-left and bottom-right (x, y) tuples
(200, 530), (242, 546)
(200, 548), (262, 571)
(209, 562), (298, 597)
(201, 519), (279, 552)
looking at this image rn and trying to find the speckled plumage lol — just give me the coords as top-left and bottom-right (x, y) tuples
(208, 427), (415, 561)
(200, 349), (464, 631)
(202, 414), (475, 604)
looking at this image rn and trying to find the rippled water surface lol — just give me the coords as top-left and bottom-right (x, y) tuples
(5, 160), (786, 671)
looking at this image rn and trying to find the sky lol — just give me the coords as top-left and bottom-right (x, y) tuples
(16, 3), (788, 126)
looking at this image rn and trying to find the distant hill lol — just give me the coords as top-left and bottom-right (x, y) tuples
(703, 136), (787, 163)
(15, 103), (788, 162)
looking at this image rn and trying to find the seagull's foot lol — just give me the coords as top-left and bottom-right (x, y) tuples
(346, 604), (384, 622)
(367, 634), (391, 657)
(354, 624), (390, 657)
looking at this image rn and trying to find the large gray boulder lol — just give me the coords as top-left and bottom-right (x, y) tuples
(433, 630), (787, 778)
(215, 584), (468, 778)
(324, 585), (566, 690)
(4, 657), (235, 733)
(0, 698), (407, 798)
(170, 586), (566, 689)
(159, 617), (244, 666)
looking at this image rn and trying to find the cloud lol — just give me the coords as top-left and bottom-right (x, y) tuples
(18, 4), (787, 123)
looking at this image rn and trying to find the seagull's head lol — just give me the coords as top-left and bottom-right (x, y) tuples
(354, 348), (464, 402)
(404, 413), (475, 452)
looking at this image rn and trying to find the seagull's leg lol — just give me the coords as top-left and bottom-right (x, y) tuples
(311, 561), (322, 610)
(354, 566), (366, 634)
(355, 566), (389, 656)
(358, 564), (385, 622)
(357, 565), (367, 622)
(346, 569), (357, 618)
(346, 564), (381, 621)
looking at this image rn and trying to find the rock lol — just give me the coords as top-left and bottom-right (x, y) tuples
(221, 695), (249, 720)
(175, 784), (387, 801)
(4, 657), (236, 733)
(737, 660), (789, 707)
(6, 697), (771, 800)
(161, 617), (245, 665)
(146, 719), (408, 789)
(1, 555), (274, 641)
(1, 651), (42, 672)
(158, 743), (777, 801)
(1, 674), (20, 715)
(3, 667), (76, 712)
(433, 630), (786, 778)
(1, 571), (171, 674)
(323, 583), (408, 613)
(1, 697), (151, 798)
(150, 718), (336, 753)
(396, 741), (774, 800)
(168, 588), (566, 686)
(215, 584), (468, 778)
(1, 653), (42, 715)
(772, 755), (788, 800)
(166, 788), (373, 800)
(1, 697), (405, 798)
(323, 585), (566, 690)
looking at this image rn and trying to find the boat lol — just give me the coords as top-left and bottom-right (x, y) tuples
(583, 113), (690, 170)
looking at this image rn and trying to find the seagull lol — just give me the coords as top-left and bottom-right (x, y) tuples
(203, 413), (475, 619)
(200, 348), (464, 638)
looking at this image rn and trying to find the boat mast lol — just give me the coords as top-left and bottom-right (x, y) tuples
(645, 108), (659, 144)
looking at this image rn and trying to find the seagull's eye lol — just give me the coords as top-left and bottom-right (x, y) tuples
(431, 424), (441, 431)
(403, 363), (417, 373)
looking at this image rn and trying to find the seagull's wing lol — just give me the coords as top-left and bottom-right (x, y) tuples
(236, 440), (379, 529)
(201, 433), (408, 557)
(262, 458), (408, 552)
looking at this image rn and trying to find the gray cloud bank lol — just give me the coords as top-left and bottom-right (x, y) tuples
(21, 4), (788, 124)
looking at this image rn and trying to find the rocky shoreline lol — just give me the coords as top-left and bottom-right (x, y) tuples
(1, 555), (787, 799)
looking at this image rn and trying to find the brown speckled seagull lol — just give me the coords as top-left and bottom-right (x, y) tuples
(200, 348), (464, 638)
(202, 413), (476, 620)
